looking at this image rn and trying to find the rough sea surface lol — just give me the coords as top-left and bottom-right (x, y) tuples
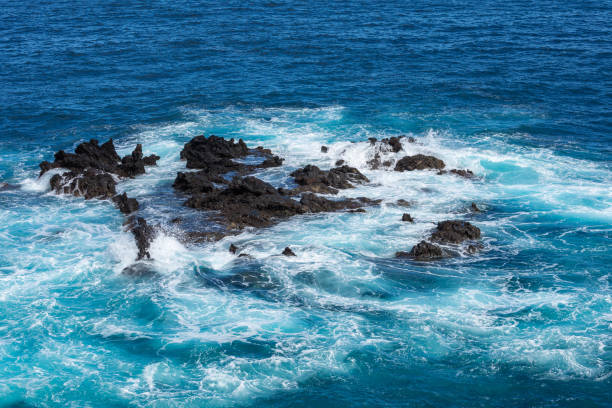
(1, 1), (611, 407)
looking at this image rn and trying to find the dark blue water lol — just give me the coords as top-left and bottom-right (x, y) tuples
(1, 1), (611, 407)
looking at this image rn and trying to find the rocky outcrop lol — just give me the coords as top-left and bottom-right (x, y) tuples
(289, 164), (369, 195)
(396, 241), (444, 260)
(394, 154), (445, 172)
(125, 216), (155, 260)
(430, 220), (481, 244)
(113, 192), (139, 214)
(179, 135), (283, 174)
(39, 139), (158, 178)
(49, 169), (116, 199)
(39, 138), (160, 263)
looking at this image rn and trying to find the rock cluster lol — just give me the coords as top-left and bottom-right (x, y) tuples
(396, 220), (482, 260)
(39, 138), (159, 261)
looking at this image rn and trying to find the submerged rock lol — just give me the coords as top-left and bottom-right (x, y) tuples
(394, 154), (445, 172)
(470, 202), (481, 212)
(430, 220), (481, 244)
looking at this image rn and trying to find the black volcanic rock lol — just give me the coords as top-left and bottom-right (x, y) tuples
(49, 169), (117, 199)
(173, 171), (217, 194)
(394, 154), (445, 171)
(113, 192), (139, 214)
(289, 164), (368, 194)
(282, 247), (296, 256)
(430, 220), (481, 243)
(396, 241), (444, 260)
(126, 216), (155, 260)
(402, 213), (414, 222)
(180, 135), (249, 169)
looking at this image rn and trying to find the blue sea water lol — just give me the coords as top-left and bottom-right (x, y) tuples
(1, 0), (611, 406)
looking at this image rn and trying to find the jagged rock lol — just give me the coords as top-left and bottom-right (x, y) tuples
(335, 160), (345, 166)
(430, 220), (481, 243)
(290, 164), (368, 194)
(39, 139), (120, 176)
(50, 169), (116, 199)
(39, 138), (157, 201)
(113, 192), (139, 214)
(394, 154), (445, 171)
(368, 137), (377, 145)
(380, 137), (403, 153)
(471, 202), (481, 212)
(229, 243), (238, 254)
(396, 241), (444, 260)
(180, 135), (249, 169)
(282, 247), (296, 256)
(173, 171), (216, 194)
(321, 146), (328, 153)
(125, 216), (155, 260)
(402, 213), (414, 222)
(186, 177), (305, 229)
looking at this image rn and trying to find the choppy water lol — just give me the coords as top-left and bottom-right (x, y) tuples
(1, 1), (611, 407)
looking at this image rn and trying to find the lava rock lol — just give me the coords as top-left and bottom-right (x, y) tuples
(470, 202), (481, 212)
(282, 247), (296, 256)
(394, 154), (445, 171)
(321, 146), (328, 153)
(229, 243), (238, 254)
(380, 136), (403, 153)
(50, 169), (117, 199)
(180, 135), (249, 169)
(402, 213), (414, 222)
(173, 171), (217, 194)
(430, 220), (481, 244)
(113, 192), (139, 214)
(290, 164), (368, 194)
(126, 216), (155, 260)
(397, 240), (444, 260)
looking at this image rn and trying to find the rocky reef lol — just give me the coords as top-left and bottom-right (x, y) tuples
(38, 134), (484, 267)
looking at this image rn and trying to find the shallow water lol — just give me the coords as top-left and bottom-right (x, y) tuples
(1, 1), (611, 407)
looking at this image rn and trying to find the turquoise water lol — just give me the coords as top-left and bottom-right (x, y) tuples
(1, 1), (611, 407)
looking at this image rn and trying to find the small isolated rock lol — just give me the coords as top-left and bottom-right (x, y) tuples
(394, 154), (445, 172)
(467, 245), (478, 254)
(471, 202), (481, 212)
(335, 160), (345, 166)
(321, 146), (328, 153)
(430, 220), (481, 244)
(229, 243), (238, 254)
(368, 137), (377, 145)
(282, 247), (296, 256)
(402, 213), (414, 222)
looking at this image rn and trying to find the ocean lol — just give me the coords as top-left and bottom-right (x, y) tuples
(0, 1), (611, 406)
